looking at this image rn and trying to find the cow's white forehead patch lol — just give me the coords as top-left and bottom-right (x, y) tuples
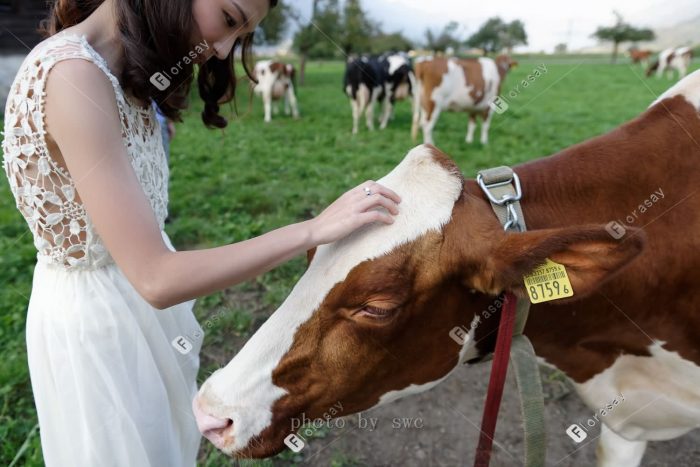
(199, 144), (463, 452)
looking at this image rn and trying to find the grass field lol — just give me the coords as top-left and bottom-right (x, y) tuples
(1, 56), (698, 466)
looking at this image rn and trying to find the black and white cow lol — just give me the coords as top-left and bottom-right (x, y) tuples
(343, 53), (414, 134)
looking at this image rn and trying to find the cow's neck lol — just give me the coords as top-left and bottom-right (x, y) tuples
(513, 99), (688, 230)
(465, 95), (700, 381)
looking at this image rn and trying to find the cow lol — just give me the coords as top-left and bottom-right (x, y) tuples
(343, 53), (415, 134)
(411, 55), (517, 146)
(192, 70), (700, 466)
(646, 46), (693, 80)
(252, 60), (299, 123)
(628, 48), (652, 68)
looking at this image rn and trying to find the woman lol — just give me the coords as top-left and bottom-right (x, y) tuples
(1, 0), (401, 465)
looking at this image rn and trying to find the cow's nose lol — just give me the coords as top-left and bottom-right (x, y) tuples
(192, 395), (233, 440)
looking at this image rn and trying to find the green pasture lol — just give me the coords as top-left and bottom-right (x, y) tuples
(1, 56), (697, 466)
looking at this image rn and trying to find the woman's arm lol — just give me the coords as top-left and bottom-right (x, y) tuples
(46, 59), (400, 310)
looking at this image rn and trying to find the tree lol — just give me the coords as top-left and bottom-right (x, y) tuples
(592, 11), (655, 63)
(465, 17), (505, 55)
(292, 0), (342, 84)
(370, 32), (414, 53)
(255, 0), (291, 45)
(425, 21), (462, 54)
(341, 0), (377, 54)
(465, 17), (528, 56)
(554, 43), (568, 54)
(501, 19), (527, 54)
(306, 0), (342, 59)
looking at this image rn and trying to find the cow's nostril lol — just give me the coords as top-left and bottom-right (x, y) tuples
(204, 418), (233, 439)
(200, 414), (232, 435)
(192, 395), (233, 436)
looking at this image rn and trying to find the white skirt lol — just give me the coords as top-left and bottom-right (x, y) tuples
(25, 230), (204, 467)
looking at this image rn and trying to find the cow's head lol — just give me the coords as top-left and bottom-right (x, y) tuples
(252, 61), (277, 92)
(193, 144), (644, 458)
(495, 54), (518, 77)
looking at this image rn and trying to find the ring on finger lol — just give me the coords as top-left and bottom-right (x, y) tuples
(364, 186), (372, 196)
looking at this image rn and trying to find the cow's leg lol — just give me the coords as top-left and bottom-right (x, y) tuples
(596, 424), (647, 467)
(411, 83), (422, 141)
(656, 63), (665, 79)
(466, 114), (477, 143)
(421, 105), (441, 146)
(357, 84), (373, 131)
(287, 85), (300, 119)
(379, 97), (393, 130)
(365, 87), (379, 131)
(480, 108), (493, 145)
(263, 91), (273, 123)
(350, 98), (360, 135)
(379, 85), (393, 130)
(678, 63), (688, 79)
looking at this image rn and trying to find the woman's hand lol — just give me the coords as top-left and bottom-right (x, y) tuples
(307, 180), (402, 246)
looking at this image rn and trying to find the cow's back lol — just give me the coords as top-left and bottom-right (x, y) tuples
(344, 57), (382, 99)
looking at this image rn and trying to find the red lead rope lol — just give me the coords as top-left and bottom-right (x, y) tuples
(473, 291), (518, 467)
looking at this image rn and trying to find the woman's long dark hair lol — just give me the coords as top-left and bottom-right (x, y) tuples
(40, 0), (277, 128)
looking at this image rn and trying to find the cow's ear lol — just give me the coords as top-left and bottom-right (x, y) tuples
(306, 247), (317, 267)
(476, 225), (645, 301)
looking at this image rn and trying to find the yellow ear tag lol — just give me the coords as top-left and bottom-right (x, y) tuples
(523, 258), (574, 303)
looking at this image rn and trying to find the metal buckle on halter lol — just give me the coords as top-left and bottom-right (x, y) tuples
(476, 172), (523, 232)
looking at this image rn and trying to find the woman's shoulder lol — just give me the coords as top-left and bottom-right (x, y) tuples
(28, 32), (90, 65)
(21, 32), (128, 110)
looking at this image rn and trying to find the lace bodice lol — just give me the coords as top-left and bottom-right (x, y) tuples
(2, 33), (169, 270)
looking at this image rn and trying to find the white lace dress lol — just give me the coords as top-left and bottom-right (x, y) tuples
(2, 32), (204, 467)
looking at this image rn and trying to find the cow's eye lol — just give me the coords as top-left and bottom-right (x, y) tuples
(359, 305), (396, 320)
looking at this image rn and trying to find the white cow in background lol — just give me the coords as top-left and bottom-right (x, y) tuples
(252, 60), (299, 123)
(646, 47), (693, 80)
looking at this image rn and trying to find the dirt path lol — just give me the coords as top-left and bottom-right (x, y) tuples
(287, 363), (700, 466)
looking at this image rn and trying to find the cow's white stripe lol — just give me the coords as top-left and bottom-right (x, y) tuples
(200, 144), (463, 452)
(651, 68), (700, 110)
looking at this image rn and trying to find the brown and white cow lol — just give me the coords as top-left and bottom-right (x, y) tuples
(193, 70), (700, 465)
(646, 47), (693, 80)
(411, 55), (517, 146)
(252, 60), (299, 123)
(628, 48), (652, 68)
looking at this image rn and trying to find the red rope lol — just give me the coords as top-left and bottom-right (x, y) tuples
(473, 291), (518, 467)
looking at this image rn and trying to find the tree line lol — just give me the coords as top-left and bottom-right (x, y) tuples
(258, 0), (529, 83)
(258, 1), (658, 83)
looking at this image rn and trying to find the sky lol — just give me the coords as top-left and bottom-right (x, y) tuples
(293, 0), (700, 52)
